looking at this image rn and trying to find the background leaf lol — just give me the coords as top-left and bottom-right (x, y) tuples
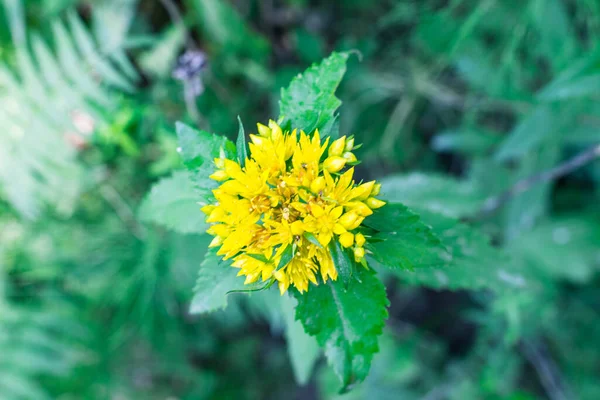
(138, 171), (207, 234)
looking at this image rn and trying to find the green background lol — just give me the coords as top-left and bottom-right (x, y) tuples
(0, 0), (599, 399)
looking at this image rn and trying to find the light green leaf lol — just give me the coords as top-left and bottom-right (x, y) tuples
(432, 128), (501, 156)
(538, 74), (600, 101)
(190, 251), (248, 314)
(138, 171), (207, 234)
(279, 51), (350, 135)
(280, 294), (320, 385)
(364, 203), (446, 270)
(509, 214), (600, 284)
(294, 267), (389, 392)
(139, 25), (186, 77)
(495, 105), (555, 161)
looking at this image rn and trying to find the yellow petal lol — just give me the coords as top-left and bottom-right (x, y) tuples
(311, 204), (325, 217)
(333, 223), (346, 235)
(291, 220), (305, 235)
(331, 206), (344, 219)
(318, 232), (332, 247)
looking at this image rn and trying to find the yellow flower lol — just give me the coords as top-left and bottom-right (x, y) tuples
(202, 120), (386, 294)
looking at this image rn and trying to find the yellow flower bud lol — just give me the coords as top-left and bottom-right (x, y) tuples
(355, 181), (375, 200)
(338, 212), (358, 230)
(214, 157), (225, 168)
(209, 236), (223, 248)
(257, 123), (271, 137)
(323, 156), (347, 173)
(344, 137), (355, 151)
(268, 119), (282, 141)
(328, 136), (346, 157)
(371, 183), (382, 196)
(353, 246), (365, 262)
(209, 170), (228, 181)
(342, 151), (357, 163)
(310, 176), (326, 194)
(366, 197), (386, 209)
(207, 206), (228, 222)
(201, 205), (216, 215)
(250, 134), (266, 146)
(355, 233), (366, 247)
(339, 232), (354, 248)
(346, 201), (373, 216)
(347, 216), (364, 231)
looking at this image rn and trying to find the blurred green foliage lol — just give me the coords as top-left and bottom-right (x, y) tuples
(0, 0), (599, 399)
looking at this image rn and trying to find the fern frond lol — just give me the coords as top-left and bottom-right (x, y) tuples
(0, 4), (139, 218)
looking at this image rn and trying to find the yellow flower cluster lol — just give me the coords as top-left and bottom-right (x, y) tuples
(202, 120), (385, 294)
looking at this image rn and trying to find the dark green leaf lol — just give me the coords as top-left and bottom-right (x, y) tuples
(294, 267), (389, 392)
(364, 203), (447, 270)
(328, 239), (354, 287)
(277, 245), (294, 270)
(303, 232), (323, 248)
(279, 51), (349, 135)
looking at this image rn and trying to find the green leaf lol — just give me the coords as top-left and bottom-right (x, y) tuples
(378, 173), (485, 218)
(328, 240), (354, 287)
(176, 121), (235, 187)
(279, 51), (350, 135)
(236, 116), (248, 167)
(373, 211), (532, 292)
(294, 267), (389, 392)
(138, 171), (208, 234)
(432, 128), (501, 157)
(280, 294), (320, 385)
(190, 251), (249, 314)
(509, 213), (600, 284)
(495, 105), (554, 161)
(364, 203), (446, 270)
(276, 245), (294, 270)
(303, 232), (323, 248)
